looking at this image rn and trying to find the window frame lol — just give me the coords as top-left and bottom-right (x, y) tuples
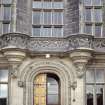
(0, 69), (9, 105)
(32, 0), (64, 37)
(85, 68), (105, 105)
(83, 0), (103, 37)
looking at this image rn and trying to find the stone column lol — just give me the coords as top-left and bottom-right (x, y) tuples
(70, 50), (92, 105)
(3, 49), (26, 105)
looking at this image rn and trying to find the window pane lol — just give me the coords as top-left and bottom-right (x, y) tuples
(0, 6), (2, 20)
(86, 85), (93, 105)
(96, 85), (103, 105)
(93, 0), (102, 5)
(43, 1), (52, 9)
(33, 1), (42, 8)
(0, 22), (2, 34)
(0, 84), (8, 98)
(3, 23), (10, 33)
(84, 0), (92, 5)
(84, 24), (92, 35)
(47, 94), (59, 104)
(53, 2), (63, 9)
(85, 9), (91, 22)
(95, 25), (102, 37)
(32, 27), (40, 36)
(53, 11), (63, 25)
(3, 6), (11, 20)
(0, 98), (7, 105)
(52, 27), (63, 37)
(41, 27), (51, 37)
(32, 11), (41, 25)
(0, 70), (8, 82)
(94, 9), (102, 22)
(44, 11), (52, 25)
(2, 0), (12, 4)
(48, 85), (58, 94)
(86, 70), (94, 83)
(95, 70), (104, 83)
(47, 77), (59, 94)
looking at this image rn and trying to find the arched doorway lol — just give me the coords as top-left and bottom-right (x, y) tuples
(33, 73), (60, 105)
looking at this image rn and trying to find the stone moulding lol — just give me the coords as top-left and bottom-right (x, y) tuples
(0, 33), (104, 53)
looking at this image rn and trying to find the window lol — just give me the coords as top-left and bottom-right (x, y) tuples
(3, 6), (11, 21)
(84, 24), (92, 35)
(34, 73), (60, 105)
(84, 0), (102, 6)
(86, 69), (105, 105)
(53, 1), (63, 9)
(32, 27), (41, 36)
(32, 11), (41, 25)
(3, 23), (10, 33)
(84, 8), (92, 22)
(44, 11), (52, 25)
(94, 9), (102, 22)
(33, 1), (42, 9)
(43, 1), (52, 9)
(0, 1), (12, 34)
(95, 25), (102, 37)
(0, 5), (1, 20)
(83, 0), (103, 37)
(53, 11), (63, 25)
(2, 0), (12, 4)
(52, 27), (63, 37)
(0, 70), (8, 105)
(84, 0), (92, 6)
(93, 0), (102, 6)
(32, 0), (64, 37)
(42, 27), (51, 37)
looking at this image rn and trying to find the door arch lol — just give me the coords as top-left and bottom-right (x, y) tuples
(34, 73), (60, 105)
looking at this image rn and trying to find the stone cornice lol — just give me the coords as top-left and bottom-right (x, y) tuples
(0, 33), (104, 54)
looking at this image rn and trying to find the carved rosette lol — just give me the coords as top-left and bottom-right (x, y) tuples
(70, 50), (92, 78)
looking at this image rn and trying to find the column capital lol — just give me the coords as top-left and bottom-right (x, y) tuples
(3, 49), (26, 78)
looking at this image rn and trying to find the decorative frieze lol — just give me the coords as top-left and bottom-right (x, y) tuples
(0, 33), (94, 53)
(93, 38), (105, 52)
(28, 38), (69, 52)
(0, 33), (104, 53)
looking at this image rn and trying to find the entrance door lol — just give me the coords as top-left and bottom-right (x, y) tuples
(34, 73), (60, 105)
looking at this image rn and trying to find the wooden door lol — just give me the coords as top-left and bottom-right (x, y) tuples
(34, 74), (47, 105)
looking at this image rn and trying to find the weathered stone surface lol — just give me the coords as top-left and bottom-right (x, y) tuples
(16, 0), (31, 35)
(0, 33), (105, 53)
(65, 0), (79, 36)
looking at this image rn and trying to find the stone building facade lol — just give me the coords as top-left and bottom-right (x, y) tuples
(0, 0), (105, 105)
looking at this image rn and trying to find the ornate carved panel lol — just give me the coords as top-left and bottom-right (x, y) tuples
(0, 33), (105, 53)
